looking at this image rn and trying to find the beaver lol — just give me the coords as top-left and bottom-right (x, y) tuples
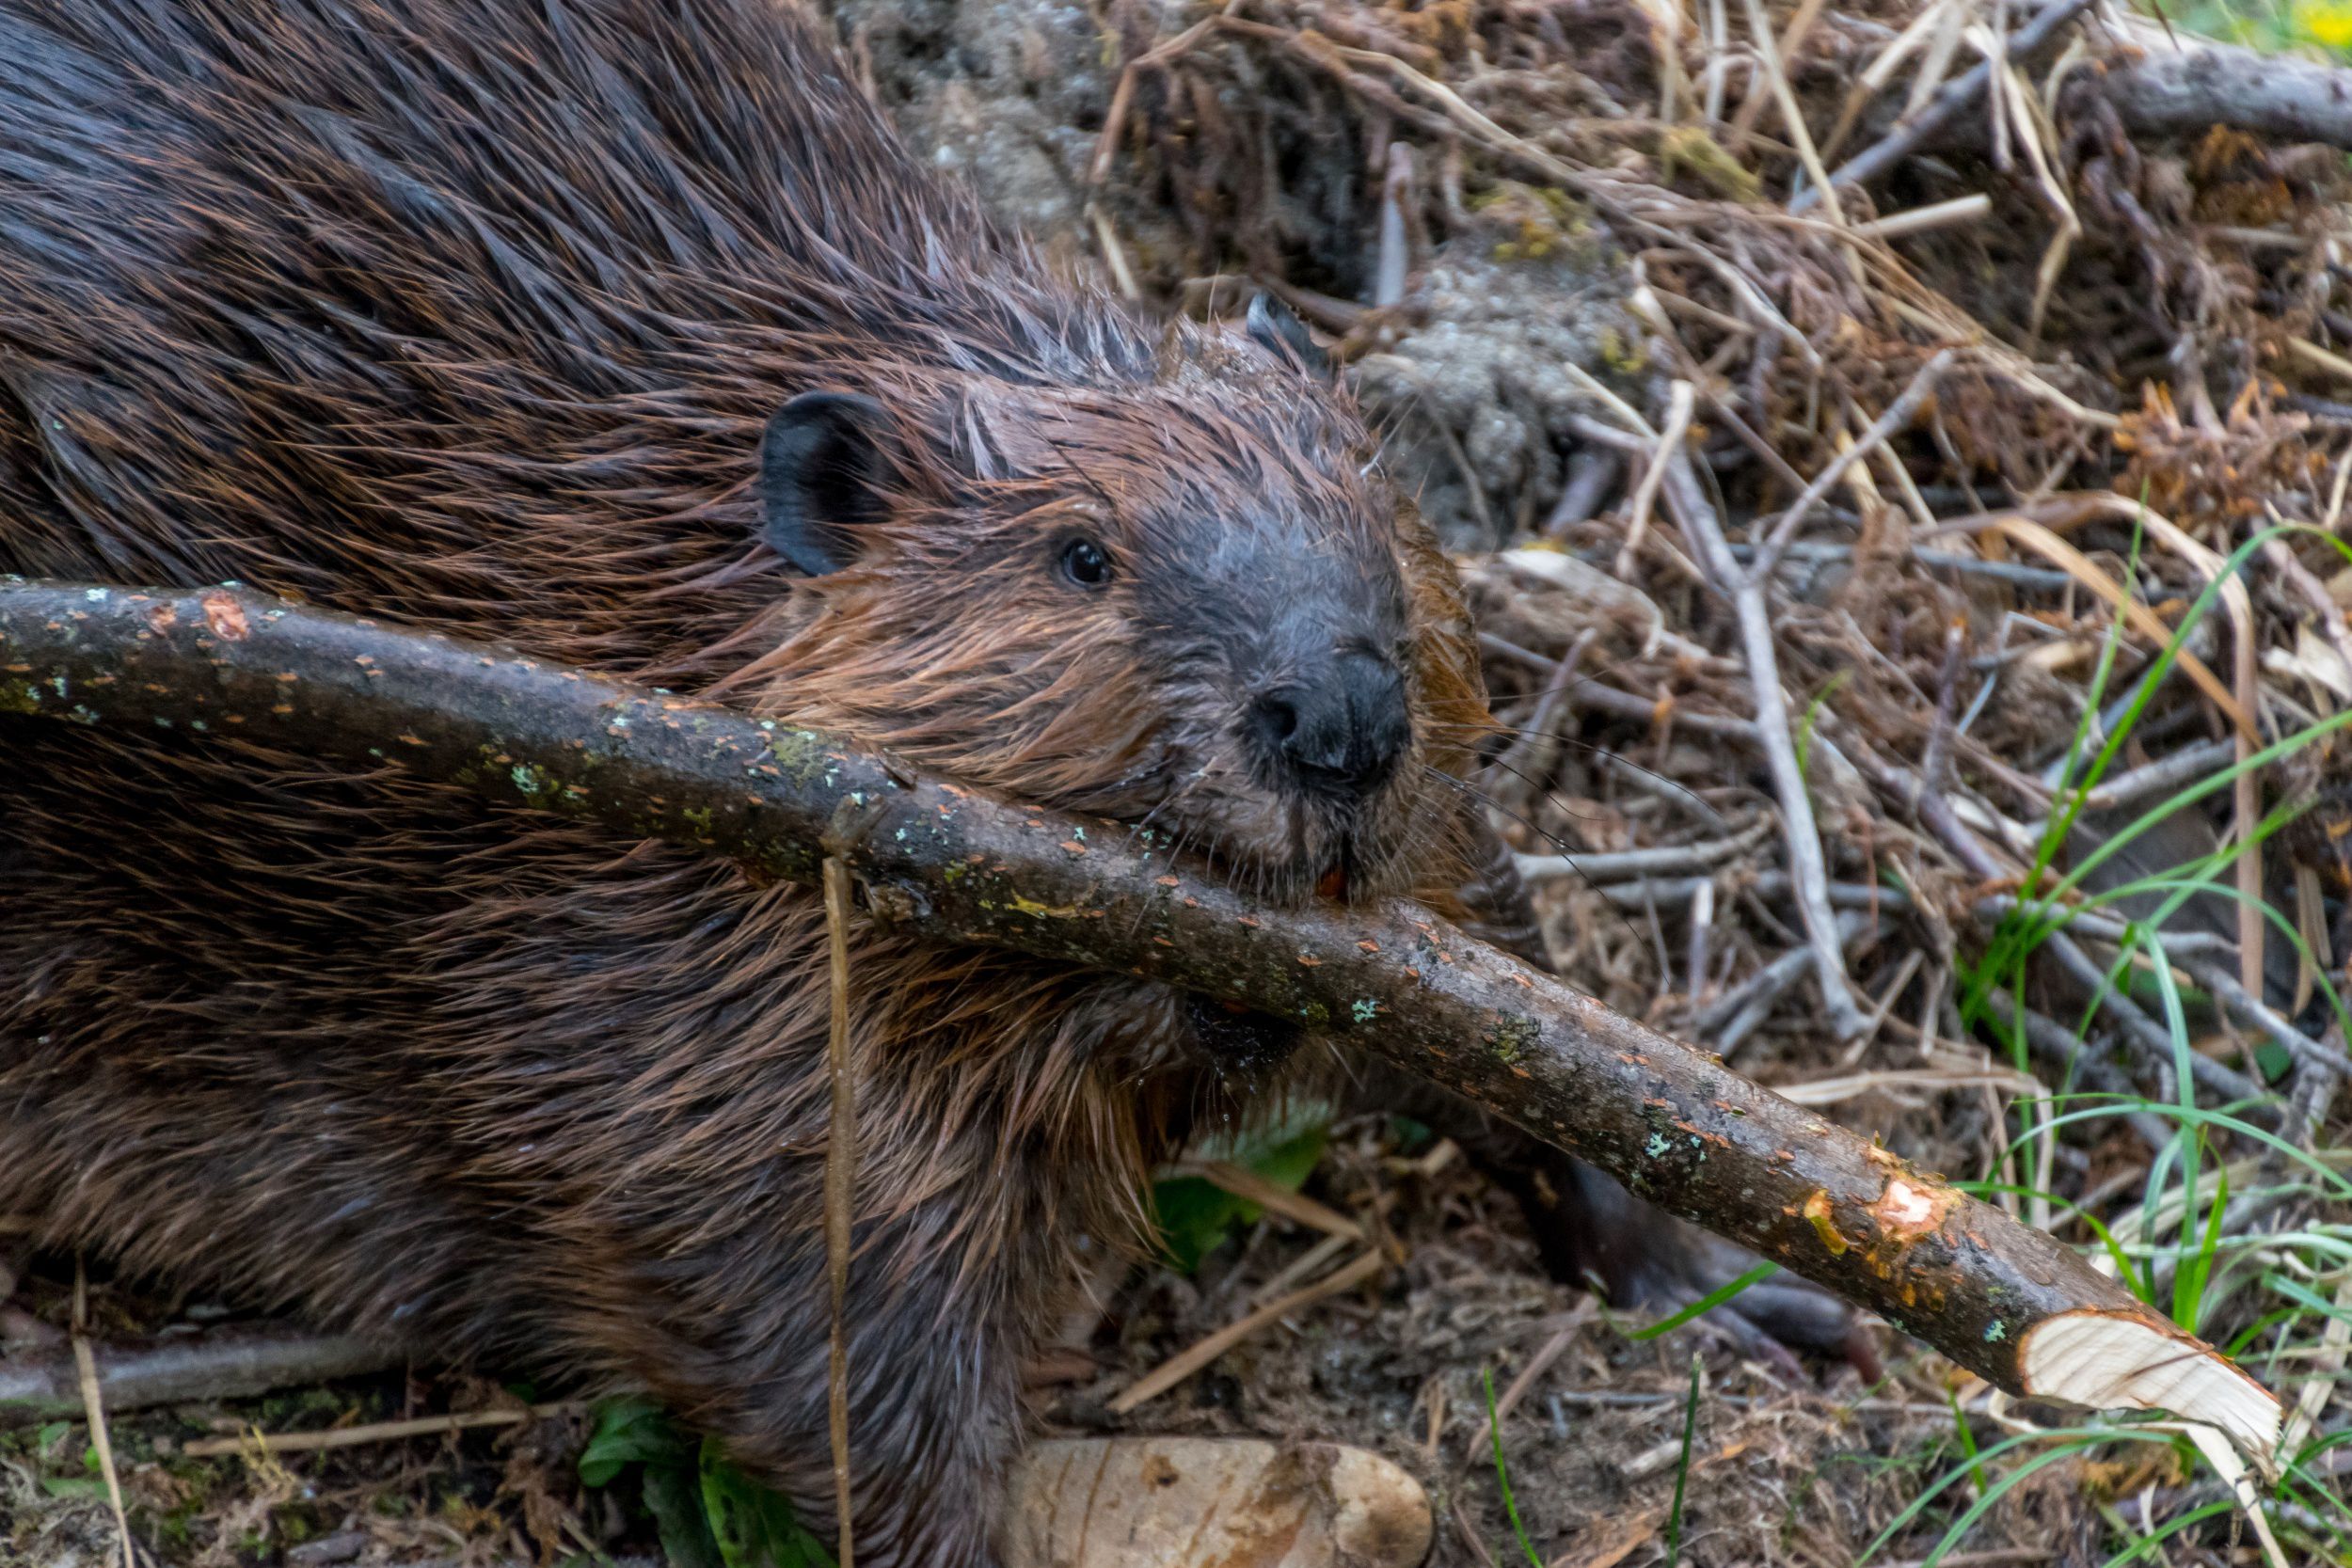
(0, 0), (1844, 1556)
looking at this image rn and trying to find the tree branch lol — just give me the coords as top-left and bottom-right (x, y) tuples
(1794, 0), (2096, 213)
(2096, 36), (2352, 151)
(0, 1328), (397, 1426)
(1660, 444), (1873, 1041)
(0, 580), (2282, 1454)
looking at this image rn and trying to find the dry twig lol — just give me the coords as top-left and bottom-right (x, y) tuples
(822, 857), (859, 1568)
(0, 1329), (402, 1428)
(1795, 0), (2095, 211)
(182, 1403), (580, 1460)
(1661, 438), (1874, 1039)
(72, 1259), (135, 1568)
(1108, 1249), (1388, 1413)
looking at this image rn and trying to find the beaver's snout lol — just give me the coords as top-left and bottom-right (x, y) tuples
(1248, 648), (1411, 800)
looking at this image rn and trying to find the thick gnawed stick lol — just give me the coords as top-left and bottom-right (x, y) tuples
(0, 1326), (400, 1427)
(0, 580), (2283, 1454)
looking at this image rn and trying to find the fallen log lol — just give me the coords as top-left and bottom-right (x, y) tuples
(0, 578), (2284, 1457)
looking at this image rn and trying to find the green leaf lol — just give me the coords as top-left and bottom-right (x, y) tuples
(41, 1477), (103, 1499)
(1791, 671), (1851, 782)
(1152, 1112), (1330, 1275)
(2254, 1038), (2294, 1083)
(1666, 1355), (1701, 1568)
(2094, 1501), (2235, 1568)
(644, 1458), (724, 1568)
(1149, 1177), (1255, 1276)
(578, 1396), (691, 1487)
(1385, 1115), (1434, 1153)
(580, 1398), (830, 1568)
(698, 1439), (833, 1568)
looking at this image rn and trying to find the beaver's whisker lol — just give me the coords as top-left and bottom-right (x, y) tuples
(1419, 764), (1651, 950)
(1430, 719), (1724, 824)
(1122, 762), (1211, 847)
(1420, 767), (1576, 860)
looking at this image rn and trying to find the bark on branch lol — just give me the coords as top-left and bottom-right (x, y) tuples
(2094, 36), (2352, 151)
(0, 1329), (399, 1425)
(0, 580), (2284, 1456)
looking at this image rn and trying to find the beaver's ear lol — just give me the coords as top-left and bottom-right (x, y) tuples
(1247, 293), (1331, 381)
(758, 390), (897, 576)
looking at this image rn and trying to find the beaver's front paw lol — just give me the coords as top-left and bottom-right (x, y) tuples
(1342, 1059), (1872, 1373)
(1506, 1156), (1878, 1377)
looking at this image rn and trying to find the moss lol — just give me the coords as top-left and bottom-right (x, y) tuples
(1657, 124), (1762, 203)
(152, 1507), (199, 1552)
(258, 1386), (347, 1426)
(1470, 182), (1604, 265)
(763, 727), (838, 787)
(1597, 324), (1648, 377)
(1486, 1013), (1540, 1063)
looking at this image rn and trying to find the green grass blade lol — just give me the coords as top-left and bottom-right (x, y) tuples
(1629, 1263), (1781, 1340)
(1484, 1367), (1546, 1568)
(1667, 1354), (1701, 1568)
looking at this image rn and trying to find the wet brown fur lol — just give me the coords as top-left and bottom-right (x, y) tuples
(0, 0), (1487, 1559)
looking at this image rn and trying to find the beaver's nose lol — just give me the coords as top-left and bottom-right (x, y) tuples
(1249, 651), (1411, 799)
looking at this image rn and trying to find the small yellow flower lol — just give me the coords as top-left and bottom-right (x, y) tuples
(2297, 0), (2352, 50)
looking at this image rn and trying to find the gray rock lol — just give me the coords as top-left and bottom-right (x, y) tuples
(1355, 191), (1643, 549)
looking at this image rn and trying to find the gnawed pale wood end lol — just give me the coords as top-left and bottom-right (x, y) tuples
(999, 1436), (1432, 1568)
(2021, 1307), (2284, 1460)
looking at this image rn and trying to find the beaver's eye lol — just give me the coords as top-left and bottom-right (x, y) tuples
(1059, 538), (1113, 588)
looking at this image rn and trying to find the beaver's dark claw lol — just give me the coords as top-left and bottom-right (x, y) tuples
(1500, 1152), (1878, 1377)
(1346, 1058), (1874, 1374)
(1428, 816), (1876, 1373)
